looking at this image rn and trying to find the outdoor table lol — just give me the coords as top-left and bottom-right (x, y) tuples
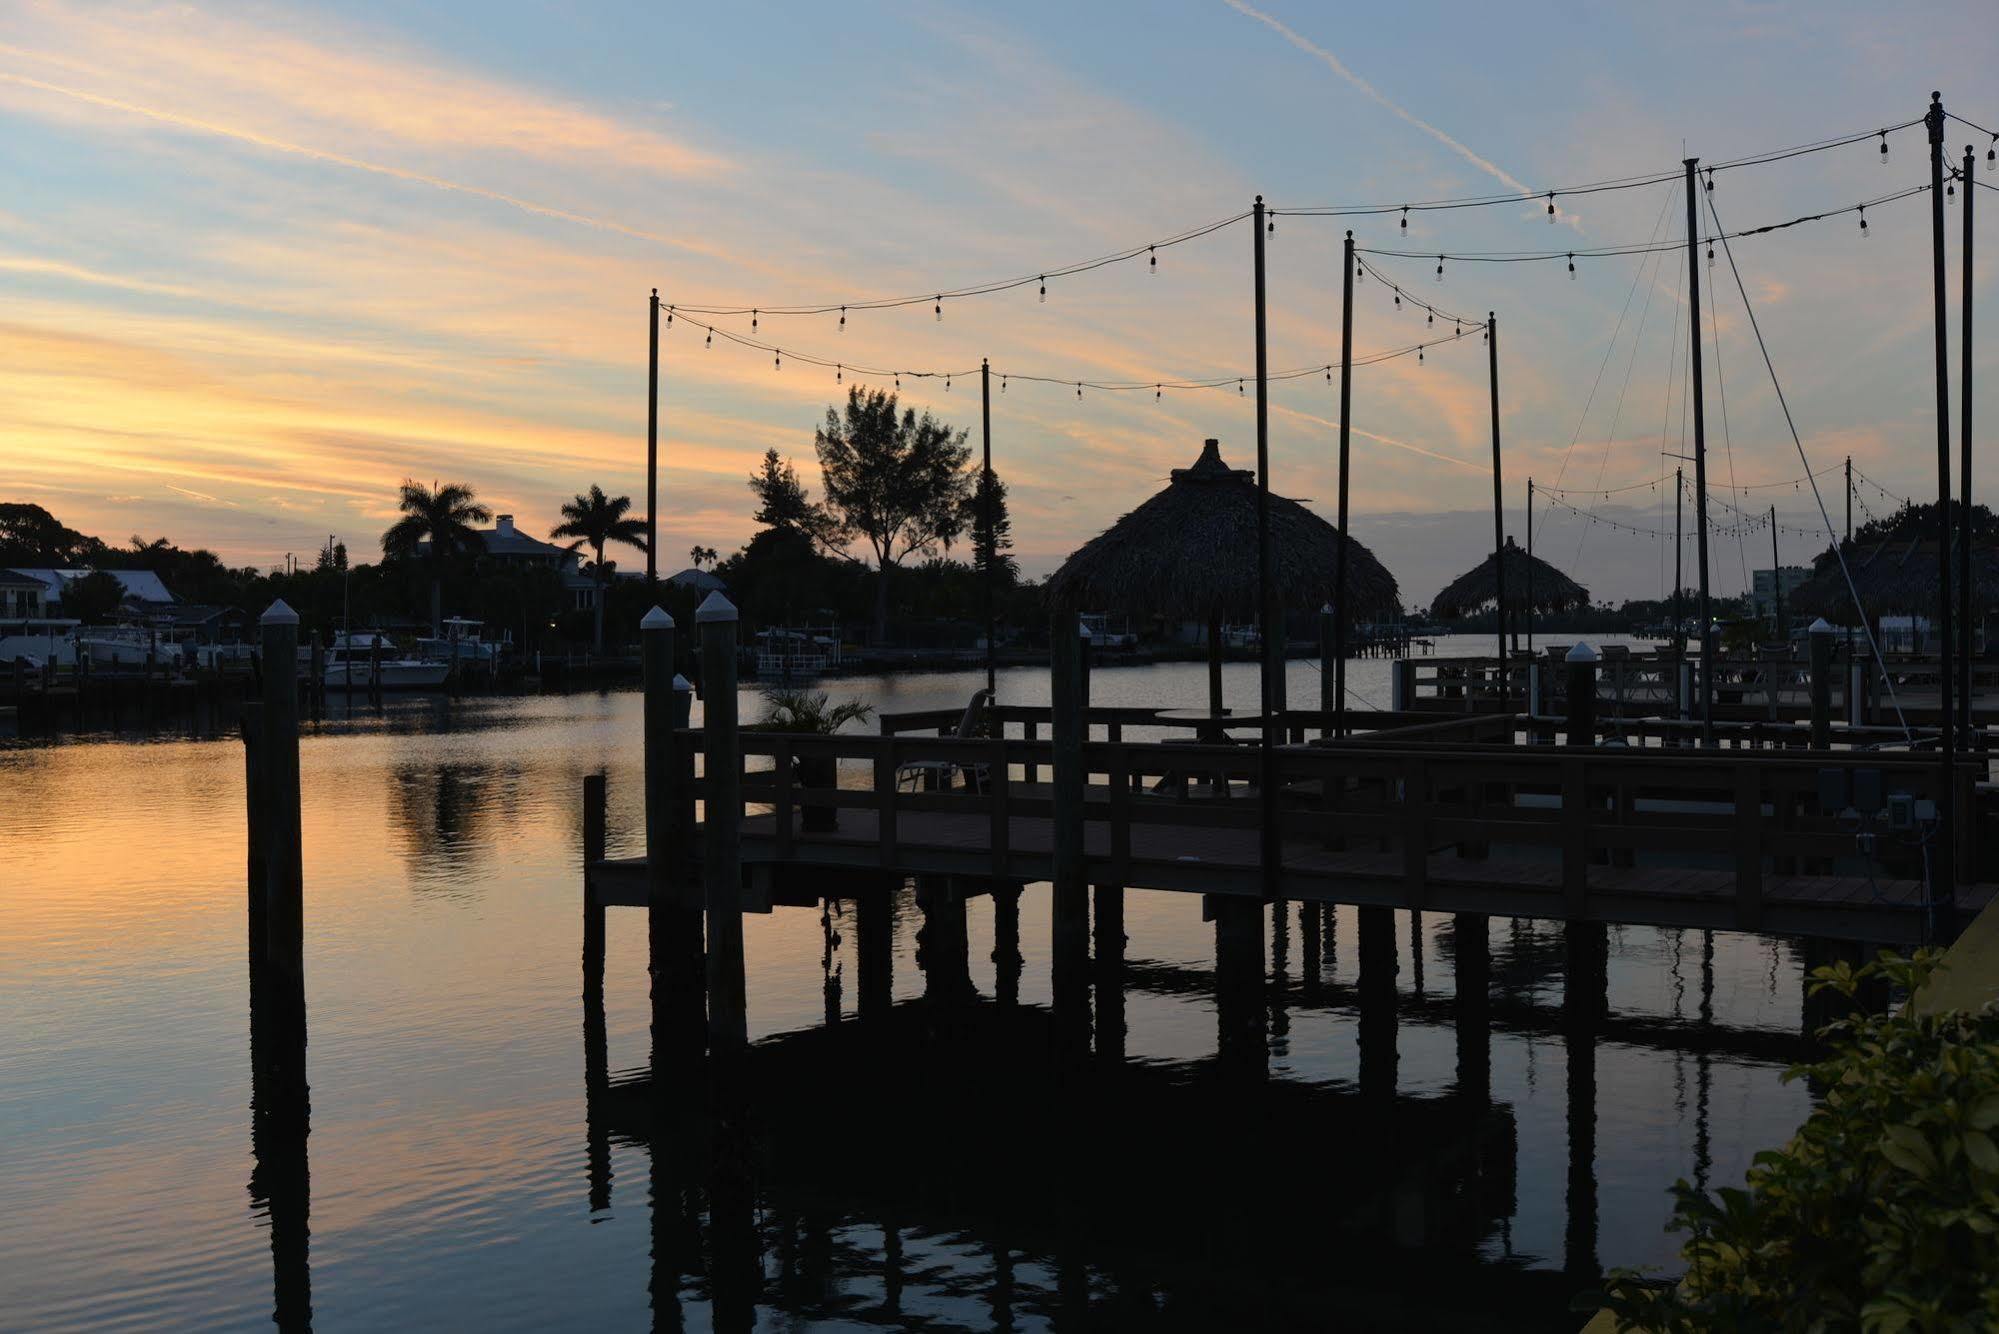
(1150, 709), (1271, 796)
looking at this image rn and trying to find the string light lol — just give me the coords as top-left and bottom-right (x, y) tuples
(1988, 135), (1996, 171)
(1076, 382), (1083, 399)
(1394, 288), (1402, 311)
(1401, 206), (1409, 230)
(1707, 242), (1715, 270)
(945, 374), (951, 391)
(665, 304), (674, 328)
(1002, 375), (1008, 393)
(705, 329), (712, 347)
(935, 295), (943, 321)
(1880, 130), (1889, 164)
(774, 351), (780, 369)
(752, 309), (758, 331)
(839, 306), (846, 332)
(1039, 276), (1046, 304)
(1427, 310), (1434, 326)
(1149, 244), (1157, 274)
(1547, 192), (1556, 222)
(1238, 378), (1245, 395)
(1434, 255), (1445, 282)
(1859, 204), (1869, 237)
(1418, 346), (1425, 363)
(836, 364), (842, 382)
(1156, 384), (1162, 400)
(1704, 167), (1715, 193)
(1568, 252), (1576, 280)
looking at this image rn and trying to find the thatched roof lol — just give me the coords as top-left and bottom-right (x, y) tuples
(1788, 538), (1999, 620)
(1429, 537), (1589, 618)
(1045, 438), (1400, 620)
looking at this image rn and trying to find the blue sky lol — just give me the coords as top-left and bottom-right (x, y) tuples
(2, 0), (1995, 604)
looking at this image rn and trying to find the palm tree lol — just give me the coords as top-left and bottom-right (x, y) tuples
(551, 485), (649, 652)
(380, 480), (490, 634)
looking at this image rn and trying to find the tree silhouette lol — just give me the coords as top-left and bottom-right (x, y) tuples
(381, 480), (490, 634)
(969, 466), (1017, 585)
(814, 388), (972, 642)
(551, 484), (649, 652)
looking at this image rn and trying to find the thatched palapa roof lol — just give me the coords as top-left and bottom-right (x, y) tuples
(1787, 538), (1999, 620)
(1429, 537), (1588, 619)
(1045, 438), (1400, 620)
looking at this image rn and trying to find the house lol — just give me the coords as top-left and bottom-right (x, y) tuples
(665, 567), (727, 595)
(11, 569), (177, 611)
(422, 515), (599, 611)
(0, 570), (46, 619)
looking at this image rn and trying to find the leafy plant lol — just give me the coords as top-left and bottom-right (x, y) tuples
(751, 687), (873, 735)
(1582, 950), (1999, 1332)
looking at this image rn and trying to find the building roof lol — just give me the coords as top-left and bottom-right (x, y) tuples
(665, 567), (727, 592)
(0, 569), (44, 588)
(12, 569), (176, 603)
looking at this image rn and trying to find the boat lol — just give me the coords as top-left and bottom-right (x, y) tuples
(304, 633), (450, 690)
(416, 617), (505, 671)
(755, 624), (843, 679)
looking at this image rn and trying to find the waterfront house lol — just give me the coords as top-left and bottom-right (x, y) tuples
(12, 568), (176, 611)
(0, 570), (46, 619)
(422, 515), (600, 613)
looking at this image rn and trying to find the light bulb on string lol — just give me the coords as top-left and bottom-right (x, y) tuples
(1880, 131), (1889, 165)
(1567, 253), (1576, 280)
(1400, 206), (1409, 231)
(894, 372), (900, 389)
(839, 307), (846, 332)
(665, 305), (673, 328)
(935, 295), (943, 321)
(774, 352), (780, 369)
(836, 365), (842, 382)
(704, 329), (712, 347)
(1076, 382), (1083, 399)
(946, 375), (952, 391)
(1355, 261), (1363, 283)
(1704, 168), (1715, 193)
(1238, 378), (1244, 395)
(1707, 243), (1715, 270)
(1988, 135), (1996, 171)
(1002, 376), (1008, 393)
(1434, 255), (1444, 283)
(1947, 178), (1956, 205)
(1393, 288), (1402, 311)
(1418, 346), (1425, 364)
(1149, 244), (1157, 274)
(1547, 192), (1556, 222)
(1859, 204), (1869, 238)
(1427, 310), (1433, 326)
(752, 309), (758, 331)
(1156, 385), (1162, 401)
(1325, 366), (1332, 383)
(1039, 276), (1047, 304)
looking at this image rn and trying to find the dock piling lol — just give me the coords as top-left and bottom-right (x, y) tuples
(583, 772), (606, 996)
(698, 592), (748, 1054)
(1049, 611), (1090, 1021)
(258, 601), (304, 997)
(1565, 643), (1598, 748)
(1808, 619), (1835, 749)
(643, 606), (705, 1062)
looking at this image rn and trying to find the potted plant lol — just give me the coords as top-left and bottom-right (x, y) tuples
(751, 687), (873, 831)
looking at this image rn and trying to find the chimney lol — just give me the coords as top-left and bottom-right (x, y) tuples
(495, 515), (515, 538)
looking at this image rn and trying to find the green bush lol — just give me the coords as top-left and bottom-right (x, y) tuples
(1584, 950), (1999, 1332)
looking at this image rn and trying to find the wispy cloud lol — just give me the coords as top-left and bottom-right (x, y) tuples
(1220, 0), (1535, 200)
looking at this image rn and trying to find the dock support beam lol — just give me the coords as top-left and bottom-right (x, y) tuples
(644, 606), (705, 1063)
(1564, 921), (1606, 1281)
(1358, 906), (1397, 1108)
(916, 877), (972, 1003)
(1808, 618), (1835, 750)
(1050, 611), (1090, 1032)
(1454, 913), (1490, 1108)
(583, 773), (606, 997)
(1212, 896), (1266, 1076)
(1094, 883), (1126, 1061)
(991, 882), (1022, 1005)
(258, 600), (304, 1009)
(857, 885), (894, 1021)
(698, 592), (747, 1055)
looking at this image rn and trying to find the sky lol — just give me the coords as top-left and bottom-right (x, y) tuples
(2, 0), (1996, 606)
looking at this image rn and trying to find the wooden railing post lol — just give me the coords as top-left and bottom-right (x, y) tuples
(697, 592), (747, 1054)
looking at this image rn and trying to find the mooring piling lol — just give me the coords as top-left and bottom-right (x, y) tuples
(1049, 611), (1090, 1018)
(582, 772), (607, 997)
(1454, 914), (1492, 1108)
(857, 886), (893, 1021)
(698, 591), (748, 1053)
(1808, 619), (1835, 749)
(259, 600), (304, 993)
(643, 606), (705, 1061)
(1565, 643), (1599, 748)
(1357, 906), (1398, 1106)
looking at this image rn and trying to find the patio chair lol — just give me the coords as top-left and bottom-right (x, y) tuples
(895, 688), (992, 792)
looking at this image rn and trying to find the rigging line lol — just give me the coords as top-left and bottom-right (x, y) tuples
(1549, 188), (1678, 495)
(1708, 237), (1753, 600)
(1704, 189), (1912, 740)
(1354, 184), (1929, 261)
(1573, 225), (1673, 570)
(664, 211), (1251, 316)
(1274, 115), (1924, 215)
(1946, 110), (1998, 139)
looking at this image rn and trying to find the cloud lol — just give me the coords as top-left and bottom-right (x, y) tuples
(1221, 1), (1536, 200)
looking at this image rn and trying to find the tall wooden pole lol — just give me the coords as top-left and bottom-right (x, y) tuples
(647, 289), (660, 585)
(982, 358), (997, 702)
(1488, 313), (1506, 697)
(1526, 477), (1536, 655)
(1253, 196), (1277, 893)
(1674, 467), (1685, 664)
(1684, 158), (1716, 745)
(1926, 92), (1957, 938)
(1769, 507), (1785, 640)
(1334, 232), (1355, 736)
(1960, 143), (1975, 735)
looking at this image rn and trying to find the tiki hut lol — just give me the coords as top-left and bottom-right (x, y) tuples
(1429, 537), (1589, 621)
(1787, 538), (1999, 625)
(1046, 437), (1399, 714)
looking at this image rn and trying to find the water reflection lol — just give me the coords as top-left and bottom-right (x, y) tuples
(247, 902), (312, 1329)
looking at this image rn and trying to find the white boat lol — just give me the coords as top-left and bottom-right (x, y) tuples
(417, 617), (503, 669)
(304, 633), (451, 690)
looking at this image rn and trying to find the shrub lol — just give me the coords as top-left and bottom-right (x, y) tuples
(1584, 950), (1999, 1332)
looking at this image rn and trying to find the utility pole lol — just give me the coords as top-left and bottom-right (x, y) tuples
(1674, 467), (1685, 664)
(1334, 232), (1356, 736)
(1769, 506), (1784, 641)
(1253, 197), (1277, 895)
(1527, 478), (1536, 655)
(1960, 143), (1976, 736)
(647, 289), (660, 585)
(1488, 312), (1507, 696)
(1926, 91), (1957, 940)
(982, 358), (997, 702)
(1685, 158), (1716, 745)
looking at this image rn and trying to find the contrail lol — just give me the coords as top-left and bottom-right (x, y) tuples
(1221, 0), (1535, 201)
(0, 70), (733, 262)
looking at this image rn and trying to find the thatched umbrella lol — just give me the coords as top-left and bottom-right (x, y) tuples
(1429, 537), (1589, 621)
(1788, 538), (1999, 623)
(1046, 437), (1400, 714)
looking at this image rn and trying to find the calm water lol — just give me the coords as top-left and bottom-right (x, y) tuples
(0, 639), (1817, 1330)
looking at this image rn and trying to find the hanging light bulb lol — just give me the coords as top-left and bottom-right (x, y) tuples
(774, 352), (780, 369)
(836, 364), (843, 383)
(704, 329), (712, 347)
(1859, 204), (1869, 238)
(1987, 135), (1995, 171)
(1393, 288), (1402, 311)
(946, 374), (952, 391)
(1076, 382), (1083, 399)
(1704, 168), (1715, 193)
(1567, 253), (1576, 280)
(1002, 376), (1008, 393)
(1427, 310), (1434, 326)
(1267, 214), (1275, 234)
(665, 305), (674, 328)
(1149, 244), (1158, 274)
(1547, 192), (1556, 222)
(1400, 206), (1409, 231)
(1156, 384), (1162, 401)
(1707, 243), (1715, 270)
(1418, 345), (1425, 363)
(1948, 178), (1956, 205)
(935, 295), (943, 321)
(752, 309), (759, 331)
(1325, 366), (1332, 383)
(1434, 255), (1445, 283)
(1880, 130), (1889, 165)
(1238, 378), (1244, 395)
(1039, 276), (1047, 304)
(894, 372), (901, 389)
(1355, 261), (1363, 283)
(839, 306), (847, 332)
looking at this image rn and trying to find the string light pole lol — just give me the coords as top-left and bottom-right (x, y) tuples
(982, 357), (997, 702)
(1960, 142), (1975, 737)
(1487, 312), (1507, 694)
(1684, 157), (1717, 745)
(647, 289), (660, 584)
(1926, 91), (1957, 940)
(1253, 196), (1278, 893)
(1334, 232), (1356, 735)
